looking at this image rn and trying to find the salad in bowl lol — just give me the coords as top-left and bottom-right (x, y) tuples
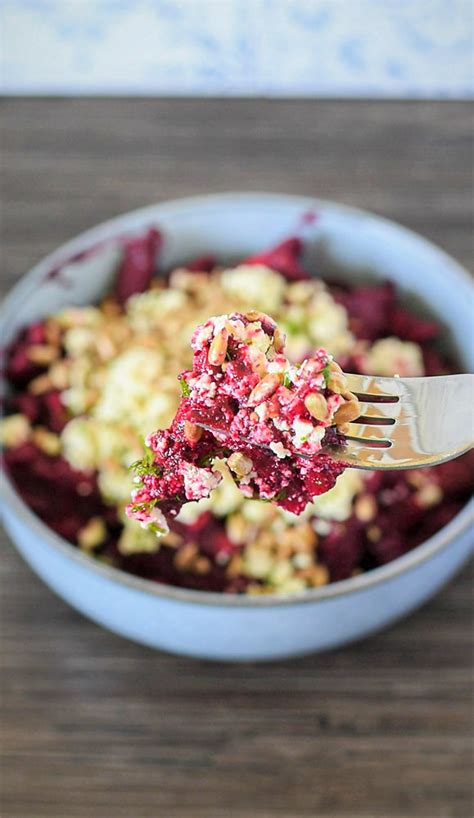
(1, 194), (472, 659)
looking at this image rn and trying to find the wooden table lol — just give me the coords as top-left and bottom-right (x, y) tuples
(1, 100), (472, 818)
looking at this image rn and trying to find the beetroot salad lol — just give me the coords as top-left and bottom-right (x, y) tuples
(125, 311), (361, 536)
(2, 228), (473, 595)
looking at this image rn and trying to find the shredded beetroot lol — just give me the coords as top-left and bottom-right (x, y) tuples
(2, 229), (473, 594)
(3, 442), (105, 540)
(185, 254), (217, 272)
(244, 237), (311, 281)
(115, 227), (162, 304)
(126, 312), (356, 534)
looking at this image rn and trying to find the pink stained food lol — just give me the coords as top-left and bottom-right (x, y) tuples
(2, 227), (473, 595)
(125, 312), (357, 535)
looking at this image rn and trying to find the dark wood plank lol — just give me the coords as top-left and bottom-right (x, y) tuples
(1, 99), (473, 818)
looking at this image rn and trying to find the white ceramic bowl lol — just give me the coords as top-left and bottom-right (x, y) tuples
(1, 193), (473, 661)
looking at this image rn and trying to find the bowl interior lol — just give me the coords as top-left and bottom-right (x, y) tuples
(2, 194), (473, 369)
(1, 193), (473, 606)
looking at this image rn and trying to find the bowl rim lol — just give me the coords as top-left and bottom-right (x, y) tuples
(1, 191), (473, 609)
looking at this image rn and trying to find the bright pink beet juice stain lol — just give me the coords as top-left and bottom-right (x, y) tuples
(126, 311), (359, 534)
(3, 229), (473, 593)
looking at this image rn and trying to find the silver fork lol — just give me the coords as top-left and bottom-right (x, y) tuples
(331, 373), (474, 469)
(196, 374), (474, 470)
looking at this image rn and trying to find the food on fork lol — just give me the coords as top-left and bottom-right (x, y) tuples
(126, 311), (360, 536)
(2, 227), (473, 595)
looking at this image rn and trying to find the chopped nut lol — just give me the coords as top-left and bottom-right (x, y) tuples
(367, 525), (382, 543)
(32, 426), (61, 456)
(248, 373), (281, 405)
(226, 513), (249, 545)
(296, 522), (318, 550)
(174, 542), (198, 571)
(247, 347), (268, 376)
(208, 328), (228, 366)
(245, 310), (269, 323)
(354, 493), (377, 522)
(227, 452), (253, 477)
(96, 333), (116, 361)
(406, 471), (427, 489)
(161, 531), (183, 547)
(304, 392), (328, 421)
(27, 344), (59, 366)
(28, 374), (53, 395)
(273, 327), (285, 353)
(327, 371), (347, 394)
(193, 556), (211, 575)
(415, 483), (443, 508)
(334, 396), (360, 425)
(44, 319), (62, 347)
(309, 564), (330, 587)
(184, 421), (203, 444)
(170, 268), (209, 293)
(226, 554), (244, 578)
(100, 296), (122, 316)
(276, 543), (293, 560)
(49, 361), (69, 390)
(78, 516), (107, 551)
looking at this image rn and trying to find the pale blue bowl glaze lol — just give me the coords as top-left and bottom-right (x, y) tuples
(1, 194), (473, 660)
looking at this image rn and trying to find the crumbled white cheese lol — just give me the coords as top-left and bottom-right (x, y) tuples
(362, 337), (424, 377)
(269, 441), (291, 459)
(292, 418), (315, 447)
(310, 469), (364, 521)
(61, 418), (98, 471)
(183, 463), (221, 500)
(221, 265), (286, 311)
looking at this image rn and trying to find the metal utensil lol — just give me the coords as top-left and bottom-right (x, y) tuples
(197, 374), (474, 470)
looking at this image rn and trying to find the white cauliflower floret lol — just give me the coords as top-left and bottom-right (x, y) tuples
(93, 347), (163, 430)
(0, 414), (30, 448)
(310, 469), (364, 521)
(221, 265), (286, 311)
(283, 333), (312, 363)
(63, 326), (99, 357)
(307, 290), (354, 357)
(363, 337), (424, 377)
(139, 391), (178, 434)
(61, 417), (98, 471)
(98, 467), (134, 504)
(56, 306), (103, 330)
(118, 518), (161, 555)
(176, 497), (212, 524)
(127, 289), (187, 332)
(94, 421), (141, 468)
(209, 463), (246, 516)
(240, 499), (277, 524)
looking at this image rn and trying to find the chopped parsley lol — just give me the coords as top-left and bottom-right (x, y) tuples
(129, 448), (161, 479)
(179, 377), (191, 397)
(322, 363), (331, 385)
(128, 497), (158, 516)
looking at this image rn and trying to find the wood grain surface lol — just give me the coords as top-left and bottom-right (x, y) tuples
(1, 99), (473, 818)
